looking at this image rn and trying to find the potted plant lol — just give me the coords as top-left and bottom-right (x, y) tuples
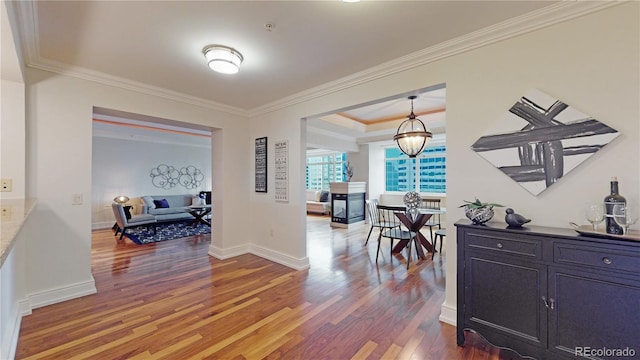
(460, 197), (504, 225)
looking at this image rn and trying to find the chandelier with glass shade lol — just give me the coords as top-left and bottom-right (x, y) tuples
(393, 95), (432, 157)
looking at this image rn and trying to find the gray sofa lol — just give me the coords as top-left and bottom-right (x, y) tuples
(306, 189), (331, 214)
(140, 194), (198, 222)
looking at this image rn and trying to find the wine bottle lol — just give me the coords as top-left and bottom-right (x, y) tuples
(604, 177), (626, 234)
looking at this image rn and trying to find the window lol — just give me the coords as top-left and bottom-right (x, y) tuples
(306, 152), (346, 190)
(385, 144), (446, 194)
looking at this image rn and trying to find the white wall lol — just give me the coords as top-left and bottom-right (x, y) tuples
(23, 67), (249, 310)
(0, 1), (26, 200)
(1, 5), (636, 355)
(91, 135), (211, 228)
(243, 111), (309, 269)
(0, 80), (25, 200)
(248, 3), (639, 325)
(1, 2), (28, 358)
(346, 144), (369, 185)
(367, 142), (386, 203)
(440, 5), (638, 323)
(307, 127), (358, 153)
(0, 221), (29, 360)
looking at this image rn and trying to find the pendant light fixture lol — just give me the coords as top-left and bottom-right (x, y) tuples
(202, 45), (244, 74)
(393, 95), (432, 158)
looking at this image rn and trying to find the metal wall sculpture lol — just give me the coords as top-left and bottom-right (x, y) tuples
(471, 89), (619, 196)
(150, 164), (204, 190)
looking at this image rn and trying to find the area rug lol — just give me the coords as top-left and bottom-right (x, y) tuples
(126, 220), (211, 245)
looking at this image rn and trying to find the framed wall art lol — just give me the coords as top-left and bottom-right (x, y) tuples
(471, 88), (619, 196)
(274, 140), (289, 202)
(255, 137), (267, 193)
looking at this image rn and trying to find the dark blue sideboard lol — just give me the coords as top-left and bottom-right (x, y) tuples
(456, 220), (640, 360)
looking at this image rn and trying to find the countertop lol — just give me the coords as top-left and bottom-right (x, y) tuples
(1, 198), (36, 267)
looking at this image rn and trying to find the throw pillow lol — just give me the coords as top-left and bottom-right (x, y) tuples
(153, 199), (170, 208)
(315, 191), (321, 202)
(191, 196), (205, 206)
(319, 191), (329, 202)
(141, 196), (156, 209)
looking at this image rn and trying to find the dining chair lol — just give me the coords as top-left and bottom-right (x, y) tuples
(376, 204), (420, 269)
(432, 228), (446, 259)
(421, 198), (442, 241)
(365, 199), (395, 245)
(365, 199), (379, 245)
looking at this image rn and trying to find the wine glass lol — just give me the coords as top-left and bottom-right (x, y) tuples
(612, 203), (638, 235)
(585, 202), (605, 231)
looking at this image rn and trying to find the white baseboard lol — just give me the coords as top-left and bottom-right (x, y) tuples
(2, 302), (25, 360)
(92, 221), (114, 230)
(1, 281), (96, 360)
(208, 243), (310, 271)
(27, 278), (97, 310)
(19, 298), (31, 316)
(249, 244), (310, 271)
(208, 243), (251, 260)
(439, 300), (457, 326)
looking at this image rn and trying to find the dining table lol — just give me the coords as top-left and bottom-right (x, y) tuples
(392, 207), (446, 259)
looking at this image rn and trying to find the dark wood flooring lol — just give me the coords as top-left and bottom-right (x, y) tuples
(16, 214), (525, 359)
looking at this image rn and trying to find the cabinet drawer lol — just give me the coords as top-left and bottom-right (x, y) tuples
(555, 243), (640, 273)
(465, 231), (542, 259)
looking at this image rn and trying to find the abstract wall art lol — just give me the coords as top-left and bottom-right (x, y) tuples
(150, 164), (204, 190)
(471, 89), (619, 196)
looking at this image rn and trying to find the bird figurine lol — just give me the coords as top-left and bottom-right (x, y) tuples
(505, 208), (531, 228)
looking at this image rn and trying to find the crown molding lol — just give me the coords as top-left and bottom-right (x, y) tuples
(12, 1), (623, 119)
(12, 0), (38, 66)
(249, 1), (624, 117)
(92, 127), (211, 149)
(306, 126), (356, 142)
(29, 58), (249, 117)
(12, 1), (248, 117)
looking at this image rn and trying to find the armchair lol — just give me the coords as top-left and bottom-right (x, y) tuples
(112, 203), (157, 240)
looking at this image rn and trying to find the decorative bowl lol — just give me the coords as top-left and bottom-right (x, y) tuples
(464, 205), (495, 225)
(403, 191), (421, 210)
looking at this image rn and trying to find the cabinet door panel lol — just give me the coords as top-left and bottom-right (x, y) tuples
(549, 266), (640, 359)
(465, 254), (547, 347)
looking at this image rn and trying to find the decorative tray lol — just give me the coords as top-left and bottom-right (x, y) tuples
(570, 223), (640, 242)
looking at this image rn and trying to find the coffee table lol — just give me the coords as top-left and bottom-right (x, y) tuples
(188, 205), (211, 227)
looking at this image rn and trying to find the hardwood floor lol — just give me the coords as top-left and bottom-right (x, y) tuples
(16, 215), (524, 359)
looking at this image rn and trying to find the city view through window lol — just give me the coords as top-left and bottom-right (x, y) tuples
(385, 145), (446, 194)
(305, 144), (446, 194)
(306, 152), (346, 191)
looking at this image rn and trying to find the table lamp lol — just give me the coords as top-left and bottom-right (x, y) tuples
(113, 195), (130, 204)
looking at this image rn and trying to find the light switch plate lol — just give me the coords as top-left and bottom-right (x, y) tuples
(1, 207), (12, 219)
(1, 178), (12, 192)
(72, 193), (83, 205)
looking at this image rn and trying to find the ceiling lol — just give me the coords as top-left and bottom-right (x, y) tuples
(307, 86), (447, 146)
(10, 1), (558, 145)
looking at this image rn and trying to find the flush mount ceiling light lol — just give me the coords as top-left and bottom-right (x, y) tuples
(393, 95), (433, 158)
(202, 45), (243, 74)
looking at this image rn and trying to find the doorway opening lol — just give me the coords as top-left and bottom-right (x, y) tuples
(91, 107), (214, 240)
(303, 84), (447, 266)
